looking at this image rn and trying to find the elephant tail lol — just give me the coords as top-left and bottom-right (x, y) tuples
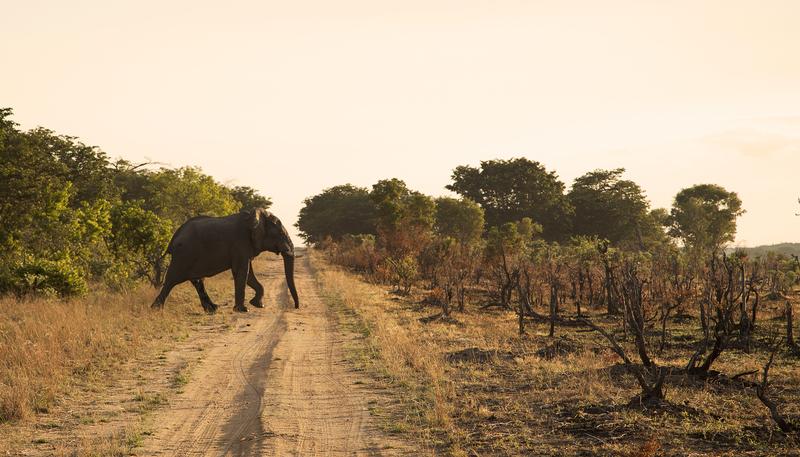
(163, 227), (183, 256)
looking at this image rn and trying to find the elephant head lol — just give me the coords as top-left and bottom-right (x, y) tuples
(250, 208), (300, 308)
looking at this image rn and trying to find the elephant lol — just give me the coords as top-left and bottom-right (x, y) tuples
(151, 208), (299, 313)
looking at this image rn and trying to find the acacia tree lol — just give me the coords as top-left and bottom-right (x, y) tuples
(447, 158), (573, 241)
(485, 221), (528, 310)
(568, 168), (650, 247)
(667, 184), (744, 257)
(584, 253), (667, 405)
(540, 242), (564, 337)
(686, 252), (748, 375)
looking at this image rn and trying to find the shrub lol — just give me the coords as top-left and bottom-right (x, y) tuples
(327, 234), (381, 274)
(385, 255), (419, 294)
(0, 259), (88, 297)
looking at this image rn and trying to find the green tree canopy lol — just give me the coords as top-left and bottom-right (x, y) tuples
(446, 158), (573, 241)
(568, 168), (650, 246)
(434, 197), (485, 245)
(230, 185), (272, 211)
(667, 184), (744, 254)
(296, 184), (378, 244)
(24, 127), (117, 204)
(370, 178), (435, 256)
(142, 167), (241, 225)
(0, 110), (73, 253)
(0, 107), (272, 295)
(109, 201), (174, 286)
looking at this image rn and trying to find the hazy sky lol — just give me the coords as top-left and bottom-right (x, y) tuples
(3, 0), (800, 246)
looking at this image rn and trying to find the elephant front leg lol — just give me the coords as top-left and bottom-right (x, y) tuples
(247, 261), (265, 308)
(232, 261), (250, 313)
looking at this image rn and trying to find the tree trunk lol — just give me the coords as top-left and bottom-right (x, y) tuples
(605, 262), (619, 315)
(787, 301), (796, 350)
(549, 283), (558, 337)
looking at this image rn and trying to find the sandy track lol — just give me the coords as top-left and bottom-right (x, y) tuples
(142, 253), (413, 456)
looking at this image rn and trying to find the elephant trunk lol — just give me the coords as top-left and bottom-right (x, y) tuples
(282, 252), (299, 308)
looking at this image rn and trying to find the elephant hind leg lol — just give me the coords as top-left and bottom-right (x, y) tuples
(152, 278), (179, 309)
(247, 262), (264, 308)
(191, 279), (218, 314)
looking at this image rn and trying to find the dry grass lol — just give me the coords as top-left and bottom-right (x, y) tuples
(0, 284), (195, 424)
(50, 424), (147, 457)
(313, 252), (456, 449)
(312, 252), (800, 456)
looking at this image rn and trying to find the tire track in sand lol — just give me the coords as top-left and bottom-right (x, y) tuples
(142, 257), (287, 456)
(142, 252), (416, 456)
(258, 254), (414, 456)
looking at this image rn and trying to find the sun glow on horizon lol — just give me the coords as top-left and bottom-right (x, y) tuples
(2, 0), (800, 246)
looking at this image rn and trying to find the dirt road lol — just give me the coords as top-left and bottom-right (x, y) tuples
(141, 252), (413, 456)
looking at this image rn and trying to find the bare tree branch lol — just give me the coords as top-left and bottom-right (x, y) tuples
(755, 342), (797, 433)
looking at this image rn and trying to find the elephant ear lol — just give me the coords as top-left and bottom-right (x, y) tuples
(249, 208), (265, 250)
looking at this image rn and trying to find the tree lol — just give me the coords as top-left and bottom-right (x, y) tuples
(485, 221), (528, 310)
(434, 197), (484, 245)
(447, 158), (573, 241)
(370, 178), (412, 230)
(640, 208), (670, 248)
(370, 179), (435, 256)
(296, 184), (377, 244)
(0, 109), (70, 253)
(427, 198), (485, 314)
(109, 201), (173, 286)
(566, 236), (602, 317)
(230, 185), (272, 210)
(667, 184), (744, 255)
(568, 168), (650, 246)
(143, 166), (241, 226)
(24, 127), (117, 204)
(0, 108), (273, 296)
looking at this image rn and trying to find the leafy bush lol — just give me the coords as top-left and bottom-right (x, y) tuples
(0, 108), (272, 295)
(384, 255), (419, 295)
(324, 234), (381, 274)
(110, 201), (173, 286)
(0, 259), (88, 297)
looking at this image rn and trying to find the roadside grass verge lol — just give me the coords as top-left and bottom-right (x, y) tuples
(311, 252), (457, 452)
(52, 423), (149, 457)
(311, 252), (800, 456)
(0, 284), (196, 424)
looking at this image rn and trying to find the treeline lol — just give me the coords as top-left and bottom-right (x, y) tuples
(299, 158), (800, 406)
(0, 108), (270, 296)
(298, 159), (750, 296)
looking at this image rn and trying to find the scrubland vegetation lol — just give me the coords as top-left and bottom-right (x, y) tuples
(0, 109), (268, 429)
(302, 159), (800, 455)
(0, 107), (269, 297)
(3, 105), (800, 455)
